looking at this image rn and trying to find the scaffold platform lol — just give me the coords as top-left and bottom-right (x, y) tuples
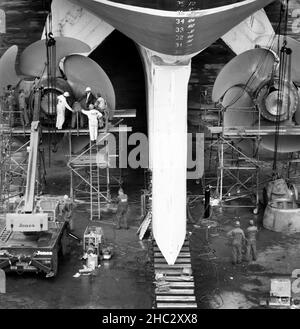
(209, 125), (300, 136)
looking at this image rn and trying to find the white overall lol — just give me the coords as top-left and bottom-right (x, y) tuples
(82, 109), (103, 141)
(56, 95), (73, 129)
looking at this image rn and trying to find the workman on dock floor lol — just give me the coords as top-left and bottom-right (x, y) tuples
(245, 220), (258, 262)
(227, 221), (245, 265)
(116, 188), (129, 229)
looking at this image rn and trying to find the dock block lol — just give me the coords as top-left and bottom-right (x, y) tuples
(263, 200), (300, 233)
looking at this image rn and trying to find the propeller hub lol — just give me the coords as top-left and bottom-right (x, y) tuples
(265, 91), (288, 117)
(28, 78), (73, 122)
(40, 89), (60, 116)
(256, 79), (298, 122)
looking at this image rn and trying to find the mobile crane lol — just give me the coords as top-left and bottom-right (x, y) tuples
(0, 89), (71, 277)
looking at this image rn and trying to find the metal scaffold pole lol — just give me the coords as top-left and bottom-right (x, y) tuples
(97, 162), (100, 220)
(219, 138), (224, 203)
(69, 133), (73, 199)
(67, 124), (132, 222)
(89, 140), (93, 221)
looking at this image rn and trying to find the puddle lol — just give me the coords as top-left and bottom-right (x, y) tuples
(247, 264), (265, 272)
(210, 291), (255, 309)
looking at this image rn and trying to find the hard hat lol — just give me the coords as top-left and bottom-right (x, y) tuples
(249, 220), (254, 225)
(63, 195), (69, 200)
(85, 87), (91, 92)
(63, 91), (70, 97)
(118, 188), (124, 194)
(235, 221), (240, 227)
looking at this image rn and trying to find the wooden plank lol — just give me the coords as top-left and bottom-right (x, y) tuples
(113, 109), (136, 118)
(153, 240), (189, 248)
(154, 257), (191, 263)
(154, 252), (191, 257)
(156, 289), (194, 295)
(157, 303), (197, 308)
(156, 296), (196, 302)
(153, 246), (190, 252)
(154, 263), (191, 269)
(154, 269), (187, 275)
(162, 276), (195, 282)
(167, 282), (195, 287)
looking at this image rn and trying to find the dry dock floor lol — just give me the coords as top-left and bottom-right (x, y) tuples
(1, 149), (300, 308)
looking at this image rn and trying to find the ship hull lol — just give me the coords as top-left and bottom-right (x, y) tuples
(70, 0), (275, 56)
(49, 0), (276, 264)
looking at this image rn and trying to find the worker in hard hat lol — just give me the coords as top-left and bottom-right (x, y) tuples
(116, 188), (129, 229)
(226, 221), (246, 265)
(79, 87), (96, 109)
(56, 92), (73, 130)
(95, 96), (107, 128)
(6, 85), (16, 127)
(58, 194), (73, 226)
(18, 89), (29, 127)
(81, 104), (103, 142)
(77, 87), (97, 127)
(245, 220), (258, 262)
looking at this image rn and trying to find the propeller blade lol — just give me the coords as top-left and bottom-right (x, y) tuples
(212, 48), (277, 102)
(295, 89), (300, 125)
(0, 46), (20, 96)
(234, 139), (285, 161)
(260, 135), (300, 153)
(19, 37), (91, 77)
(63, 54), (115, 113)
(271, 35), (300, 84)
(268, 35), (300, 125)
(222, 86), (256, 127)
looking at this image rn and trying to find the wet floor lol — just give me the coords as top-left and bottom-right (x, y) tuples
(0, 149), (153, 309)
(0, 226), (152, 309)
(0, 195), (153, 309)
(2, 142), (300, 309)
(189, 202), (300, 309)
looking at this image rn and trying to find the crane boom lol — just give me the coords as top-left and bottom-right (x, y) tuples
(6, 88), (48, 232)
(23, 121), (40, 213)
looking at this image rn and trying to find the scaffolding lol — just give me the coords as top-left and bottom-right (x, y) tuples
(206, 114), (300, 209)
(0, 95), (46, 215)
(207, 106), (265, 209)
(213, 134), (261, 208)
(67, 124), (132, 221)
